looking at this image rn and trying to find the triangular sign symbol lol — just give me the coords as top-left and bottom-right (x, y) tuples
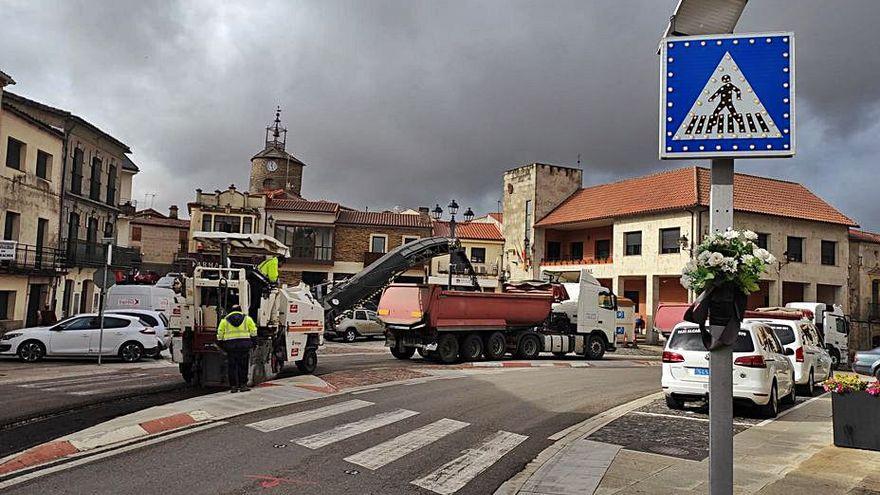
(672, 51), (782, 141)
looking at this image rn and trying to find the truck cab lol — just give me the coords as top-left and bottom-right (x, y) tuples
(575, 270), (619, 356)
(785, 302), (849, 368)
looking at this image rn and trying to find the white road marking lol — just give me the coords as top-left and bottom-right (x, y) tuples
(411, 430), (528, 495)
(19, 373), (151, 389)
(629, 410), (754, 427)
(350, 388), (381, 395)
(344, 418), (469, 470)
(245, 399), (374, 433)
(294, 409), (419, 449)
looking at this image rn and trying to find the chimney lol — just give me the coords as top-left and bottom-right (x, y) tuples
(169, 205), (179, 219)
(418, 206), (430, 222)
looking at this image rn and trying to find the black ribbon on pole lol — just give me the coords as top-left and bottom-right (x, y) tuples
(683, 283), (748, 351)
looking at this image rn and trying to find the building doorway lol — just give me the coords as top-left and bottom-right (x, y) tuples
(782, 282), (805, 305)
(80, 280), (94, 313)
(61, 279), (74, 318)
(26, 284), (49, 327)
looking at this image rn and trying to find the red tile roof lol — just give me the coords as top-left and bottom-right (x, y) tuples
(267, 198), (340, 213)
(536, 166), (856, 228)
(433, 221), (504, 241)
(337, 211), (433, 228)
(488, 212), (503, 223)
(850, 229), (880, 244)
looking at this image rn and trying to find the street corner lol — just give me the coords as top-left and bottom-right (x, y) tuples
(317, 367), (429, 391)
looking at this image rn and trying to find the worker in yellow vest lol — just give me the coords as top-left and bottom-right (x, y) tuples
(216, 304), (258, 392)
(257, 256), (281, 284)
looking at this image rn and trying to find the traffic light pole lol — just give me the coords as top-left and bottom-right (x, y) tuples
(709, 158), (734, 495)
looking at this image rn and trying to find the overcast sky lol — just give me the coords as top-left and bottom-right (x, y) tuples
(2, 0), (878, 230)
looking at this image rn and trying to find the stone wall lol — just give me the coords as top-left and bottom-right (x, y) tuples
(335, 225), (431, 263)
(249, 156), (303, 196)
(130, 223), (187, 268)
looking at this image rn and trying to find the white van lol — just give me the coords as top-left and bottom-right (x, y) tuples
(106, 285), (178, 314)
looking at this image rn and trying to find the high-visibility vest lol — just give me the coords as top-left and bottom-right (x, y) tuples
(258, 257), (279, 283)
(217, 312), (257, 341)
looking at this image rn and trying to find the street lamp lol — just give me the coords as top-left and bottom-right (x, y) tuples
(433, 200), (472, 289)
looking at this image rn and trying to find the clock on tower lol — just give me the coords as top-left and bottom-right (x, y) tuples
(248, 107), (307, 196)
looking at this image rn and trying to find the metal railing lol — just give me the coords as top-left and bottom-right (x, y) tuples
(437, 262), (499, 276)
(289, 246), (334, 264)
(62, 239), (141, 268)
(0, 243), (66, 275)
(541, 256), (614, 266)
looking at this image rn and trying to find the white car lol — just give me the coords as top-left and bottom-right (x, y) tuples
(662, 321), (796, 418)
(0, 314), (159, 363)
(331, 309), (384, 342)
(106, 309), (170, 353)
(745, 317), (833, 395)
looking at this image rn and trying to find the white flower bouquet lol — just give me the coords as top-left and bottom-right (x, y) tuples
(680, 228), (776, 295)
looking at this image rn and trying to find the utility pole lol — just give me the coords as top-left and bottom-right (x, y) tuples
(709, 158), (734, 494)
(97, 240), (113, 366)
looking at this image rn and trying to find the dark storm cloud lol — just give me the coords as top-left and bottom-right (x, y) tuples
(2, 0), (878, 228)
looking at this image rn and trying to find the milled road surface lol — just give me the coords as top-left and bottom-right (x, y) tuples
(2, 364), (660, 495)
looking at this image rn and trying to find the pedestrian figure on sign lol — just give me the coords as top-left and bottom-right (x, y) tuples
(708, 74), (742, 117)
(216, 304), (258, 393)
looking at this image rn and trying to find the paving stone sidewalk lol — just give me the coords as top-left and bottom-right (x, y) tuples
(513, 394), (880, 495)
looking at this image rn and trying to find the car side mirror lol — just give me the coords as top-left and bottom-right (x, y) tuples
(784, 348), (795, 356)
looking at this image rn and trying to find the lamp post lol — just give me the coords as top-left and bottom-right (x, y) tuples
(432, 201), (474, 288)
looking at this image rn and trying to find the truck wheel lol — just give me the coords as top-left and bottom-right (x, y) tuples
(829, 348), (840, 370)
(390, 343), (415, 360)
(484, 332), (506, 361)
(585, 333), (606, 360)
(436, 333), (460, 364)
(460, 334), (484, 362)
(515, 333), (541, 360)
(296, 349), (318, 374)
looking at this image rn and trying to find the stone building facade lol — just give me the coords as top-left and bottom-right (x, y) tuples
(128, 206), (190, 274)
(3, 91), (140, 319)
(0, 75), (65, 330)
(503, 164), (857, 332)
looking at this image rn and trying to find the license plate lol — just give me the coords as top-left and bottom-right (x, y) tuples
(692, 367), (710, 376)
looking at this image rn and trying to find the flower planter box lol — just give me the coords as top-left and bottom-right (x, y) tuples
(832, 392), (880, 451)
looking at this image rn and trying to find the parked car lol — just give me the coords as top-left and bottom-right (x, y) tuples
(0, 314), (159, 363)
(662, 321), (796, 418)
(106, 309), (171, 355)
(105, 285), (178, 314)
(330, 309), (384, 342)
(746, 316), (833, 395)
(851, 346), (880, 379)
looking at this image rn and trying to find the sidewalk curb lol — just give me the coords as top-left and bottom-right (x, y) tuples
(0, 369), (471, 483)
(493, 392), (663, 495)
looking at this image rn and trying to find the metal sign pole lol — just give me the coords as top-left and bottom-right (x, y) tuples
(709, 158), (734, 495)
(97, 243), (113, 366)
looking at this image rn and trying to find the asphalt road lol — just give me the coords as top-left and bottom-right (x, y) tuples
(2, 364), (660, 495)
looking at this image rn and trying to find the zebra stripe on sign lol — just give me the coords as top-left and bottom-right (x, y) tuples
(245, 399), (374, 432)
(411, 430), (528, 495)
(294, 409), (419, 449)
(344, 418), (470, 470)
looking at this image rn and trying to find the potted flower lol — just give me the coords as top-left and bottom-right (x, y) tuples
(824, 374), (880, 451)
(680, 229), (775, 348)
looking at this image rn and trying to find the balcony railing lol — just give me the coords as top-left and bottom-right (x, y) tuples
(437, 262), (499, 277)
(118, 200), (137, 216)
(289, 246), (334, 265)
(0, 242), (66, 275)
(62, 239), (141, 269)
(541, 256), (614, 266)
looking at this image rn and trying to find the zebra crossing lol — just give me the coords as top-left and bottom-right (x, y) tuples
(244, 399), (530, 494)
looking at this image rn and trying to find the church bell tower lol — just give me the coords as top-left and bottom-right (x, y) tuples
(248, 107), (306, 197)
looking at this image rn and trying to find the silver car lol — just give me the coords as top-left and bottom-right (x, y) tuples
(332, 309), (384, 342)
(852, 346), (880, 379)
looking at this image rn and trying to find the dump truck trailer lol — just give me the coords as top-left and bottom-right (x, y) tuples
(380, 269), (619, 363)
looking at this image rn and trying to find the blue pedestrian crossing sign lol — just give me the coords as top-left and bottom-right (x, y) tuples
(660, 32), (795, 159)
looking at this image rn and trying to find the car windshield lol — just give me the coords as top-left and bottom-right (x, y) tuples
(769, 324), (796, 346)
(669, 327), (754, 353)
